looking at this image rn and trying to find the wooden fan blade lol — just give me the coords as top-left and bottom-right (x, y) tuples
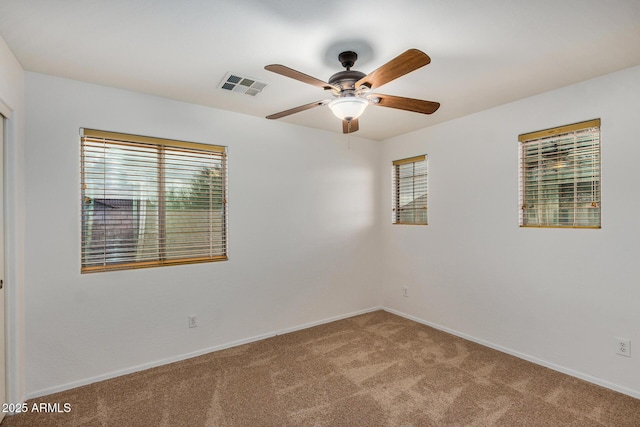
(342, 118), (359, 134)
(265, 64), (338, 91)
(355, 49), (431, 90)
(371, 94), (440, 115)
(266, 100), (326, 120)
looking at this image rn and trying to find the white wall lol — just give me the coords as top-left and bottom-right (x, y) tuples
(0, 35), (26, 405)
(20, 61), (640, 399)
(380, 65), (640, 397)
(24, 72), (381, 397)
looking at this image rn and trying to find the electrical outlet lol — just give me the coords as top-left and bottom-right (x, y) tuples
(403, 286), (409, 297)
(188, 315), (198, 328)
(616, 337), (631, 357)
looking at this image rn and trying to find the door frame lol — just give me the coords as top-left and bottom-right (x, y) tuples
(0, 106), (7, 421)
(0, 95), (16, 411)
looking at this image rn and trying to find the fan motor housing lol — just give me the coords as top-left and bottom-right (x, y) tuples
(328, 70), (366, 91)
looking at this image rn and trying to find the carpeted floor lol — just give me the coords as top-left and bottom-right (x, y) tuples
(2, 310), (639, 426)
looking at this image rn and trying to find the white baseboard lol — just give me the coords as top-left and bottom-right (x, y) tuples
(27, 305), (639, 401)
(383, 307), (640, 400)
(27, 306), (382, 400)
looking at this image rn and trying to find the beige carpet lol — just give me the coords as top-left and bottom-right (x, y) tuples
(3, 310), (639, 426)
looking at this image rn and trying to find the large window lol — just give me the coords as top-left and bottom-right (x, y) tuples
(81, 129), (227, 273)
(392, 155), (428, 225)
(519, 119), (600, 228)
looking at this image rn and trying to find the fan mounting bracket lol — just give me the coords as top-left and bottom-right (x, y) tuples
(338, 51), (358, 70)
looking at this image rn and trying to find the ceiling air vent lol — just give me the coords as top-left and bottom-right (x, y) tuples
(219, 73), (267, 96)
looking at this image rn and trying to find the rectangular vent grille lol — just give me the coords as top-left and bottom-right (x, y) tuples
(219, 73), (267, 96)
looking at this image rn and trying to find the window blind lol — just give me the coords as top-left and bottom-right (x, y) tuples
(392, 155), (428, 225)
(519, 119), (600, 228)
(81, 129), (227, 273)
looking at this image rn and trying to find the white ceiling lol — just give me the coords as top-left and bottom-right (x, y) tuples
(1, 0), (640, 140)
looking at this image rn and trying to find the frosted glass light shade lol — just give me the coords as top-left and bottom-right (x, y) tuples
(328, 97), (368, 121)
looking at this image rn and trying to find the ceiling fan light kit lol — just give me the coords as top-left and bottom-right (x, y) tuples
(328, 97), (369, 121)
(265, 48), (440, 134)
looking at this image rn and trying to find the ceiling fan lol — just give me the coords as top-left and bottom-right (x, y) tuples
(264, 49), (440, 134)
